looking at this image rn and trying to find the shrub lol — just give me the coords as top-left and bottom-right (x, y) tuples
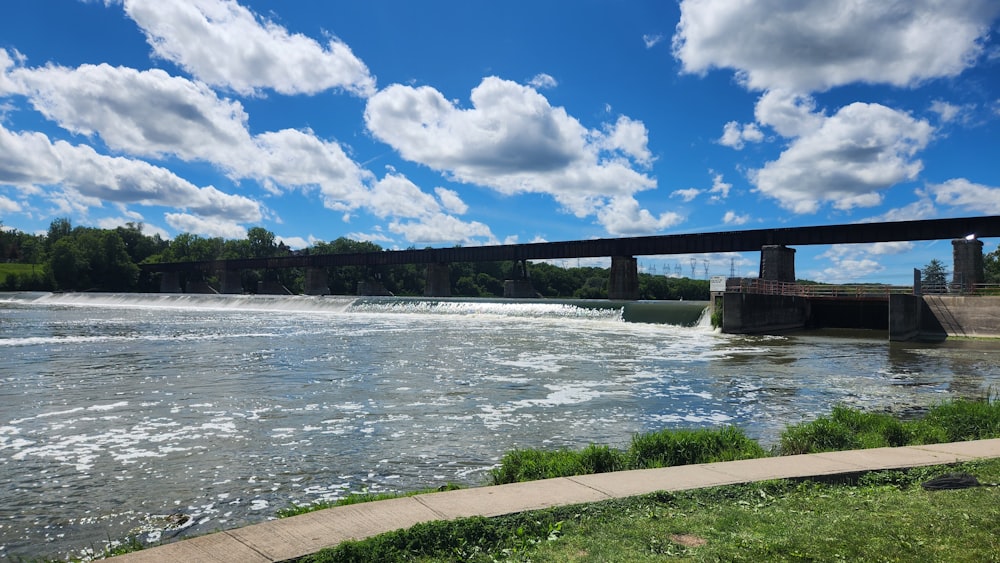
(778, 406), (911, 455)
(628, 426), (766, 468)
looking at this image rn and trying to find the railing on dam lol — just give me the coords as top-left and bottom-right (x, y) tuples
(731, 279), (1000, 298)
(730, 278), (913, 299)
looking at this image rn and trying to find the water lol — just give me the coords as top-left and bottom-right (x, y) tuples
(1, 292), (998, 560)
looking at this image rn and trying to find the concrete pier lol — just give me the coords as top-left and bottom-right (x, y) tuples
(304, 267), (329, 296)
(760, 245), (796, 282)
(952, 238), (984, 290)
(608, 255), (639, 300)
(159, 271), (182, 293)
(424, 263), (451, 297)
(220, 270), (243, 294)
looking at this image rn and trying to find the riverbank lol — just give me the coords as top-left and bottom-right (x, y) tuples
(103, 397), (1000, 562)
(108, 440), (1000, 562)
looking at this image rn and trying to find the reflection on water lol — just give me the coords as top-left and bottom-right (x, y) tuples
(0, 293), (998, 560)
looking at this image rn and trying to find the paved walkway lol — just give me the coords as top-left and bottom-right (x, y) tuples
(111, 439), (1000, 562)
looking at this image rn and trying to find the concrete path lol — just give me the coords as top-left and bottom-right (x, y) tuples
(111, 439), (1000, 563)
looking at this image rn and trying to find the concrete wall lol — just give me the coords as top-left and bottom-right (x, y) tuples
(921, 295), (1000, 338)
(721, 292), (809, 334)
(889, 294), (922, 342)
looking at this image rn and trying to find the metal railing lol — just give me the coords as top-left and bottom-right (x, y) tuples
(730, 278), (1000, 298)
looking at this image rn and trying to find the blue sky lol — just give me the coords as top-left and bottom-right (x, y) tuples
(1, 1), (999, 284)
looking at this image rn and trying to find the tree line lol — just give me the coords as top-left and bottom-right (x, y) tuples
(0, 219), (711, 300)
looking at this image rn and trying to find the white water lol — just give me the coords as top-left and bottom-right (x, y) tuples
(1, 292), (998, 560)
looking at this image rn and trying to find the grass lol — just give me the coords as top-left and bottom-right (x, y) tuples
(490, 426), (766, 485)
(298, 459), (1000, 562)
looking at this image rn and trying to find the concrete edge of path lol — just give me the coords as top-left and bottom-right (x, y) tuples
(109, 438), (1000, 563)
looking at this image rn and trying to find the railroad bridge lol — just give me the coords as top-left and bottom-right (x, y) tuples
(143, 216), (1000, 300)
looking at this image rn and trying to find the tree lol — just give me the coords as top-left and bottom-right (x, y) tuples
(921, 258), (947, 292)
(985, 246), (1000, 285)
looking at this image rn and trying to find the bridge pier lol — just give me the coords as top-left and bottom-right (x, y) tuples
(759, 245), (796, 282)
(304, 267), (329, 295)
(608, 255), (639, 300)
(425, 263), (451, 297)
(952, 238), (984, 290)
(159, 271), (182, 293)
(503, 259), (539, 298)
(219, 269), (243, 294)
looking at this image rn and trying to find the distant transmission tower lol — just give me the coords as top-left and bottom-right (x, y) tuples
(730, 257), (736, 278)
(702, 259), (709, 279)
(674, 263), (682, 276)
(689, 258), (697, 278)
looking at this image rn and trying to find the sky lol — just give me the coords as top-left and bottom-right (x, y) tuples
(1, 0), (999, 284)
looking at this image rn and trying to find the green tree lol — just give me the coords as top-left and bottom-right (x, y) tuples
(921, 258), (947, 292)
(985, 246), (1000, 284)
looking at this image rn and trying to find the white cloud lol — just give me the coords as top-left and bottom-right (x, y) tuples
(708, 173), (731, 200)
(367, 173), (440, 218)
(120, 0), (375, 96)
(718, 121), (763, 149)
(276, 235), (309, 250)
(752, 103), (933, 213)
(927, 178), (1000, 214)
(165, 212), (248, 239)
(388, 213), (496, 245)
(0, 123), (262, 222)
(670, 188), (701, 202)
(528, 73), (557, 89)
(600, 115), (654, 167)
(754, 90), (824, 138)
(0, 194), (21, 213)
(434, 187), (468, 214)
(595, 196), (683, 236)
(12, 62), (252, 161)
(815, 245), (887, 283)
(7, 60), (373, 213)
(673, 0), (1000, 92)
(643, 34), (665, 49)
(364, 76), (657, 226)
(722, 211), (749, 225)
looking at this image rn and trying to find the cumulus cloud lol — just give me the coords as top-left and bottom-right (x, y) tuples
(364, 76), (659, 231)
(751, 103), (933, 213)
(528, 73), (557, 89)
(673, 0), (1000, 92)
(435, 187), (468, 214)
(165, 212), (249, 239)
(718, 121), (763, 149)
(12, 62), (252, 161)
(754, 90), (825, 138)
(0, 194), (21, 213)
(7, 59), (373, 212)
(670, 188), (700, 202)
(595, 196), (683, 236)
(120, 0), (375, 96)
(927, 178), (1000, 214)
(0, 123), (262, 224)
(388, 213), (495, 245)
(722, 210), (749, 225)
(367, 173), (440, 219)
(815, 245), (887, 283)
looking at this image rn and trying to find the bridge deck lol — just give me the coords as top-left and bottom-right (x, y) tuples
(141, 216), (1000, 273)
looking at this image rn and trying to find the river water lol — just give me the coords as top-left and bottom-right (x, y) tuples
(1, 292), (998, 560)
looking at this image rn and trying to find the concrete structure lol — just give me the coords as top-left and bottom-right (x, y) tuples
(608, 255), (639, 300)
(357, 279), (392, 296)
(952, 238), (985, 289)
(257, 280), (292, 295)
(759, 245), (795, 282)
(303, 267), (328, 296)
(159, 271), (182, 293)
(219, 270), (242, 294)
(424, 263), (451, 297)
(109, 439), (1000, 563)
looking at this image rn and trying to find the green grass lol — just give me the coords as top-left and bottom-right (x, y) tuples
(298, 459), (1000, 562)
(490, 426), (766, 485)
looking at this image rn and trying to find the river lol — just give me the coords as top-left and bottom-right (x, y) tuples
(1, 292), (998, 560)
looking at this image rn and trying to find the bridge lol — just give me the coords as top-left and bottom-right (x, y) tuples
(143, 215), (1000, 298)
